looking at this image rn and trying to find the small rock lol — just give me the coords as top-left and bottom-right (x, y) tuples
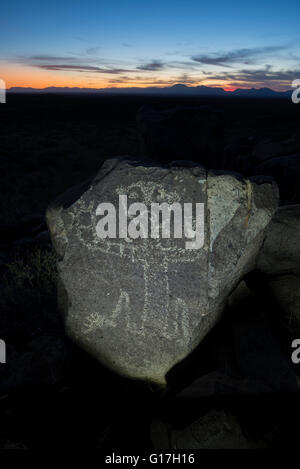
(151, 410), (254, 449)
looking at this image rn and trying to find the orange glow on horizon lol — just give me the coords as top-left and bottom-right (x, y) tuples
(2, 64), (109, 89)
(1, 63), (235, 90)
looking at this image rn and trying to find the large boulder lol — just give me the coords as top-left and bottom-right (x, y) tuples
(266, 274), (300, 334)
(256, 155), (300, 204)
(228, 281), (299, 392)
(136, 105), (224, 169)
(46, 157), (278, 385)
(252, 138), (300, 164)
(257, 205), (300, 276)
(257, 205), (300, 333)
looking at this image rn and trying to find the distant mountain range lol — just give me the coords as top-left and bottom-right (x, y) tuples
(8, 84), (291, 98)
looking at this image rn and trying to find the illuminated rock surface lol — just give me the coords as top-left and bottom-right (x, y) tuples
(47, 157), (278, 385)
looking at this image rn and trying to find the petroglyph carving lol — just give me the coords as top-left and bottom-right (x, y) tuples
(47, 157), (278, 384)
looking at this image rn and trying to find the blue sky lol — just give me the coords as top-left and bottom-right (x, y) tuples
(1, 0), (300, 89)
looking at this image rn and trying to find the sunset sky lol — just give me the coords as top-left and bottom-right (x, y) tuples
(1, 0), (300, 90)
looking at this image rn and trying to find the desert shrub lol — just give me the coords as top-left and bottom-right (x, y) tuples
(0, 247), (60, 337)
(3, 247), (56, 295)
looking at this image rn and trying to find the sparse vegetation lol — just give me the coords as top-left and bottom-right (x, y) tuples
(0, 246), (59, 337)
(2, 247), (57, 297)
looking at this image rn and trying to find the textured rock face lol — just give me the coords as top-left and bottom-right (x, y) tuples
(47, 157), (278, 385)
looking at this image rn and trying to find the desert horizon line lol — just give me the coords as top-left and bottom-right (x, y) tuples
(6, 83), (292, 94)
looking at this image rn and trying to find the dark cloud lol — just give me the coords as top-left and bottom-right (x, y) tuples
(201, 66), (300, 90)
(137, 61), (165, 71)
(21, 54), (167, 75)
(36, 63), (130, 74)
(168, 60), (197, 69)
(27, 55), (76, 61)
(192, 45), (289, 67)
(19, 54), (126, 71)
(99, 68), (131, 74)
(86, 47), (101, 55)
(107, 74), (199, 87)
(175, 73), (199, 84)
(206, 67), (300, 82)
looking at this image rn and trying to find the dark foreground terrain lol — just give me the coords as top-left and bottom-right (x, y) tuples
(0, 93), (300, 449)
